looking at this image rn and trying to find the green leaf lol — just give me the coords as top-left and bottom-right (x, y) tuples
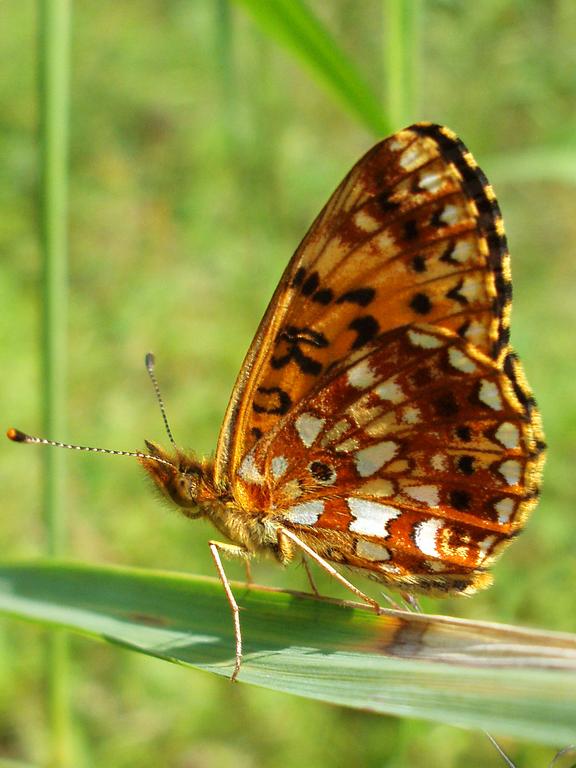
(232, 0), (389, 135)
(1, 561), (575, 746)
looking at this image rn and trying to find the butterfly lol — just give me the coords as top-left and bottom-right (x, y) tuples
(9, 123), (545, 681)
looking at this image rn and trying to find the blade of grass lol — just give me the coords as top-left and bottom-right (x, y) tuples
(1, 561), (575, 746)
(38, 0), (72, 765)
(383, 0), (422, 127)
(233, 0), (389, 135)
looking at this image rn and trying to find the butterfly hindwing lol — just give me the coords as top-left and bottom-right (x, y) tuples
(233, 325), (542, 595)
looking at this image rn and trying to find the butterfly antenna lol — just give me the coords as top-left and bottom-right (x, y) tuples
(6, 427), (175, 469)
(145, 353), (177, 450)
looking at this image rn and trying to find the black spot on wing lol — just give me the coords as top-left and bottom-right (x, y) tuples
(439, 242), (457, 264)
(336, 287), (376, 307)
(455, 425), (472, 442)
(292, 267), (306, 287)
(312, 288), (334, 305)
(450, 489), (471, 511)
(375, 192), (401, 213)
(429, 209), (445, 228)
(301, 272), (320, 296)
(411, 255), (426, 273)
(403, 219), (418, 240)
(253, 387), (292, 415)
(457, 455), (475, 475)
(349, 316), (380, 349)
(446, 280), (468, 306)
(409, 292), (432, 315)
(434, 392), (459, 418)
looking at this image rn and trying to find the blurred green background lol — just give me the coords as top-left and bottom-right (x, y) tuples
(2, 1), (576, 766)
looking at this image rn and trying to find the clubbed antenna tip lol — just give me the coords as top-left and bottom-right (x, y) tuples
(7, 427), (27, 443)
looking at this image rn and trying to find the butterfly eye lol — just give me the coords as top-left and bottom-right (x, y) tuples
(164, 471), (200, 510)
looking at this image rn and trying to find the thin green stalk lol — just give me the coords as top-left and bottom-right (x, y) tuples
(383, 0), (422, 127)
(38, 0), (72, 765)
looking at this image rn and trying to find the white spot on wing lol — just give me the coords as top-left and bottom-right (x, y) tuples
(413, 518), (443, 557)
(347, 498), (401, 537)
(375, 229), (395, 251)
(295, 413), (325, 447)
(374, 377), (404, 403)
(283, 500), (324, 525)
(478, 535), (496, 557)
(440, 204), (460, 225)
(495, 421), (520, 449)
(347, 359), (377, 389)
(354, 441), (398, 477)
(283, 479), (302, 501)
(401, 405), (421, 424)
(464, 320), (487, 346)
(498, 459), (522, 486)
(238, 452), (265, 485)
(479, 379), (503, 411)
(427, 560), (447, 572)
(271, 455), (288, 480)
(399, 143), (423, 171)
(431, 453), (447, 471)
(451, 240), (473, 263)
(448, 347), (477, 374)
(354, 209), (381, 233)
(389, 137), (406, 151)
(361, 478), (395, 497)
(494, 497), (515, 523)
(407, 329), (444, 349)
(418, 171), (443, 193)
(459, 276), (482, 303)
(356, 540), (391, 562)
(405, 485), (440, 507)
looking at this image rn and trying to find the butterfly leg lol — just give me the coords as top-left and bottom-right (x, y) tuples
(208, 540), (252, 682)
(301, 557), (320, 597)
(278, 527), (381, 614)
(401, 592), (422, 613)
(244, 559), (253, 588)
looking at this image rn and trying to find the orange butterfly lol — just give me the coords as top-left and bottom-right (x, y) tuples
(9, 123), (545, 681)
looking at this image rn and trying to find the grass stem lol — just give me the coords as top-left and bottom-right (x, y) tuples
(383, 0), (422, 127)
(38, 0), (72, 764)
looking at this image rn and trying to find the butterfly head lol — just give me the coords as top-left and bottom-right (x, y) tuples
(139, 440), (216, 514)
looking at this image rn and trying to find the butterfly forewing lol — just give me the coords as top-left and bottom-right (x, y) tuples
(216, 124), (516, 485)
(232, 324), (542, 594)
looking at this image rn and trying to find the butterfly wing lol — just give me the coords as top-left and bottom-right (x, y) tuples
(215, 124), (517, 488)
(232, 324), (544, 595)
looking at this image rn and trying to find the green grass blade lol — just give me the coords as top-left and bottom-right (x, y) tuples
(233, 0), (389, 135)
(1, 561), (575, 746)
(38, 0), (69, 561)
(383, 0), (422, 127)
(37, 0), (72, 765)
